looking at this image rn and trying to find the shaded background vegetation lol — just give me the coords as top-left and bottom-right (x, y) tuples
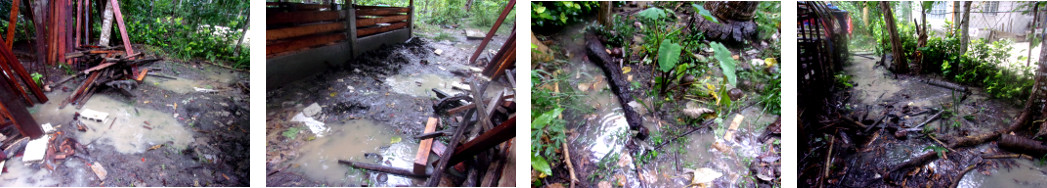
(122, 0), (249, 69)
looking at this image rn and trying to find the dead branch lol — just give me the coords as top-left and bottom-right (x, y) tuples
(563, 142), (577, 188)
(338, 160), (429, 178)
(586, 33), (648, 139)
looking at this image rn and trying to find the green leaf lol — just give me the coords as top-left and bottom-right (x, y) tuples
(637, 7), (666, 20)
(531, 155), (553, 176)
(657, 39), (682, 72)
(710, 42), (738, 86)
(693, 4), (719, 23)
(532, 108), (564, 130)
(391, 136), (402, 144)
(534, 4), (546, 14)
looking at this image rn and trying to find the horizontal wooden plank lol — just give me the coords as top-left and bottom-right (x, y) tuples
(267, 22), (346, 41)
(267, 33), (346, 56)
(355, 7), (409, 16)
(356, 15), (408, 27)
(268, 11), (346, 25)
(357, 22), (408, 37)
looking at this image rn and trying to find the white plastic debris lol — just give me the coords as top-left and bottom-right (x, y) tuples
(193, 87), (218, 93)
(434, 49), (444, 56)
(303, 103), (322, 117)
(291, 112), (327, 137)
(22, 135), (50, 163)
(80, 109), (109, 122)
(41, 123), (55, 133)
(91, 162), (108, 180)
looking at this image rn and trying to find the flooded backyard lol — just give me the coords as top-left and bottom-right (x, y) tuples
(266, 29), (515, 186)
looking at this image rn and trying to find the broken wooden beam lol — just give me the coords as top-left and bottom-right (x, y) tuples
(449, 116), (515, 165)
(468, 0), (514, 64)
(415, 117), (439, 175)
(424, 108), (475, 186)
(338, 160), (429, 178)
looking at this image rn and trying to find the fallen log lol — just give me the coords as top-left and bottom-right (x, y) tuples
(920, 79), (969, 93)
(998, 134), (1047, 157)
(338, 160), (429, 178)
(586, 33), (648, 139)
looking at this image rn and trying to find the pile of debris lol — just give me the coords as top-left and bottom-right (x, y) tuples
(52, 45), (160, 109)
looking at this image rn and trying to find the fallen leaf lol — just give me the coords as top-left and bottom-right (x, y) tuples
(622, 66), (632, 74)
(148, 144), (163, 151)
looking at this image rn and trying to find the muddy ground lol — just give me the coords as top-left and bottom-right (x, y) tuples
(532, 4), (781, 188)
(0, 44), (249, 186)
(799, 54), (1047, 187)
(265, 28), (513, 186)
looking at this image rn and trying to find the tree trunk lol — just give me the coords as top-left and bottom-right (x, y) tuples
(597, 1), (611, 27)
(953, 1), (960, 33)
(881, 2), (906, 73)
(959, 1), (972, 55)
(1018, 22), (1047, 137)
(233, 13), (249, 57)
(1029, 3), (1039, 67)
(915, 4), (928, 74)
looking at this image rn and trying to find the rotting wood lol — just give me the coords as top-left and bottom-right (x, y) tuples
(950, 163), (978, 188)
(415, 130), (451, 140)
(424, 108), (475, 186)
(998, 134), (1047, 157)
(921, 79), (969, 93)
(586, 33), (648, 139)
(912, 110), (943, 129)
(449, 116), (515, 165)
(338, 160), (429, 178)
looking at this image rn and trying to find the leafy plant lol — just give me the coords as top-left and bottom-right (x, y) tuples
(30, 72), (43, 86)
(692, 4), (718, 23)
(531, 2), (599, 28)
(710, 42), (738, 86)
(657, 39), (682, 72)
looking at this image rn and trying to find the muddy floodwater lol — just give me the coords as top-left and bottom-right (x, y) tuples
(267, 35), (512, 186)
(0, 59), (249, 186)
(291, 119), (420, 186)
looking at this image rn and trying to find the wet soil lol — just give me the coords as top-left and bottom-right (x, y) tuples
(532, 6), (781, 187)
(798, 54), (1047, 187)
(0, 45), (249, 186)
(265, 29), (511, 186)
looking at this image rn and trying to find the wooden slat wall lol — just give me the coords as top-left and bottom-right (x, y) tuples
(267, 2), (412, 56)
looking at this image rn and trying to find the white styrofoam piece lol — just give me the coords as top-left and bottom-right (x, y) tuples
(291, 112), (327, 137)
(80, 109), (109, 122)
(41, 123), (54, 133)
(22, 135), (50, 163)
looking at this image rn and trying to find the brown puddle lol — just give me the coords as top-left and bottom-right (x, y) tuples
(289, 119), (421, 186)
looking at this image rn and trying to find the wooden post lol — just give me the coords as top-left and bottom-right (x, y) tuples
(467, 0), (514, 65)
(0, 72), (41, 139)
(5, 0), (19, 49)
(408, 0), (413, 38)
(414, 117), (438, 175)
(108, 0), (132, 56)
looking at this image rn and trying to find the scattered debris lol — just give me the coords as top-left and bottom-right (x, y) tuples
(22, 135), (50, 163)
(291, 112), (327, 137)
(91, 162), (108, 180)
(689, 168), (723, 188)
(79, 109), (109, 122)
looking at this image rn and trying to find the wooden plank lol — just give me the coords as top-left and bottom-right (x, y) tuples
(356, 22), (407, 37)
(449, 116), (515, 165)
(482, 31), (515, 78)
(267, 10), (346, 25)
(109, 0), (133, 56)
(74, 0), (81, 47)
(5, 0), (18, 49)
(447, 103), (476, 115)
(266, 22), (346, 41)
(134, 69), (148, 82)
(0, 72), (41, 139)
(468, 0), (514, 64)
(355, 7), (408, 16)
(414, 117), (439, 175)
(0, 36), (46, 103)
(292, 3), (327, 11)
(0, 59), (32, 104)
(266, 33), (346, 56)
(355, 14), (408, 27)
